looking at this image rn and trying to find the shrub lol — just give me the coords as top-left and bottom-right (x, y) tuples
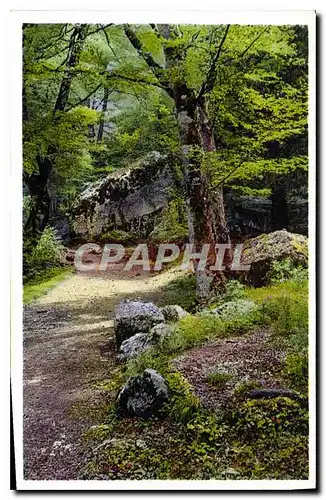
(213, 299), (258, 321)
(125, 349), (170, 379)
(186, 413), (229, 454)
(164, 370), (200, 424)
(228, 397), (309, 479)
(213, 280), (246, 305)
(164, 305), (262, 355)
(99, 229), (136, 244)
(28, 226), (63, 269)
(261, 295), (308, 338)
(164, 315), (225, 353)
(266, 258), (308, 285)
(231, 434), (309, 479)
(234, 379), (263, 397)
(230, 397), (309, 442)
(24, 226), (65, 281)
(283, 350), (308, 393)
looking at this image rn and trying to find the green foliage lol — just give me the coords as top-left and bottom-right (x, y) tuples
(209, 280), (246, 306)
(244, 275), (308, 305)
(283, 350), (308, 393)
(231, 397), (308, 441)
(261, 294), (308, 338)
(98, 229), (137, 244)
(185, 412), (229, 455)
(125, 349), (170, 379)
(249, 276), (309, 394)
(104, 93), (179, 170)
(266, 258), (308, 285)
(232, 434), (308, 479)
(24, 107), (98, 196)
(27, 227), (64, 269)
(164, 370), (200, 424)
(164, 306), (260, 354)
(234, 379), (263, 397)
(164, 315), (225, 353)
(203, 25), (308, 195)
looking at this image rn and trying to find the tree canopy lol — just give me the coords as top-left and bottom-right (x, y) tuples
(23, 23), (308, 269)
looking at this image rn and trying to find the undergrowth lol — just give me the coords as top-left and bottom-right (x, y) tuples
(83, 264), (309, 480)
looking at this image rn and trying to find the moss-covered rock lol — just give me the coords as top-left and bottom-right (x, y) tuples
(241, 230), (308, 286)
(69, 152), (177, 240)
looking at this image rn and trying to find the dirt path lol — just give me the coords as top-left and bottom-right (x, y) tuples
(23, 267), (185, 480)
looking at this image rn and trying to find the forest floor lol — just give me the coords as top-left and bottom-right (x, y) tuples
(23, 265), (186, 480)
(23, 263), (308, 481)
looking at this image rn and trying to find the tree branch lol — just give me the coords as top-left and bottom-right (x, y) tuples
(213, 156), (249, 189)
(197, 24), (230, 100)
(65, 83), (103, 110)
(123, 24), (163, 71)
(87, 23), (113, 37)
(239, 26), (269, 59)
(223, 27), (270, 66)
(105, 72), (168, 91)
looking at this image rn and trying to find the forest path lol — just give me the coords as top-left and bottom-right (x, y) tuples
(23, 266), (184, 480)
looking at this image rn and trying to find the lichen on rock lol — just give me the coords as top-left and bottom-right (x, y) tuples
(240, 230), (308, 286)
(116, 369), (170, 418)
(69, 152), (177, 240)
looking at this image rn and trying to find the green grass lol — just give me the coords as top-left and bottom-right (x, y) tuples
(244, 277), (308, 304)
(23, 266), (74, 304)
(207, 371), (233, 388)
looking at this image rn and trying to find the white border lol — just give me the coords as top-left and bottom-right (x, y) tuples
(10, 9), (316, 491)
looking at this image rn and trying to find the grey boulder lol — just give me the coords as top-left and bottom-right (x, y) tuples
(118, 323), (174, 361)
(116, 369), (170, 418)
(118, 332), (150, 361)
(161, 305), (189, 323)
(114, 300), (165, 347)
(148, 323), (174, 343)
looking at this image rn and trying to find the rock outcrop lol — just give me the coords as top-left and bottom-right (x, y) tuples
(240, 230), (308, 286)
(69, 152), (176, 240)
(68, 153), (307, 243)
(114, 300), (165, 348)
(116, 369), (170, 418)
(226, 191), (308, 239)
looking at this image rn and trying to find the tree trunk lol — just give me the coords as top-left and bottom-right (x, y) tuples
(97, 87), (110, 142)
(174, 90), (230, 299)
(123, 23), (231, 298)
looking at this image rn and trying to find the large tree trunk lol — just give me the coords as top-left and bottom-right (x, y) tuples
(174, 89), (230, 298)
(123, 23), (231, 299)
